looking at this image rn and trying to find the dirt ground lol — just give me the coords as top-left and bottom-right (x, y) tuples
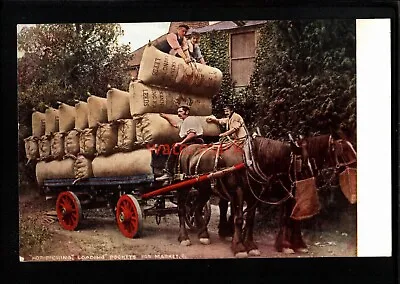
(18, 192), (357, 261)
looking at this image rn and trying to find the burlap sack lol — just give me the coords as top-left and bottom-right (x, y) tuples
(38, 134), (52, 161)
(290, 177), (321, 220)
(75, 101), (89, 130)
(92, 149), (152, 177)
(136, 113), (221, 145)
(96, 122), (118, 156)
(50, 132), (65, 160)
(107, 88), (131, 121)
(138, 45), (222, 97)
(87, 95), (108, 128)
(136, 113), (181, 145)
(129, 81), (212, 116)
(45, 107), (60, 135)
(79, 128), (97, 158)
(58, 103), (76, 133)
(73, 154), (93, 180)
(116, 119), (136, 152)
(64, 129), (81, 157)
(24, 136), (39, 162)
(36, 158), (75, 186)
(32, 111), (46, 138)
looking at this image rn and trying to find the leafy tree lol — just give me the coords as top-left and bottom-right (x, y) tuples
(18, 23), (133, 192)
(242, 20), (356, 143)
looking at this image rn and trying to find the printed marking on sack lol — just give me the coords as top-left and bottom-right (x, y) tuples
(152, 57), (162, 76)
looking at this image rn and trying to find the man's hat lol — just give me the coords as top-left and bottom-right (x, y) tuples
(178, 24), (190, 30)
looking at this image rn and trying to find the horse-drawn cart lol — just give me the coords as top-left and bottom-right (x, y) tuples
(43, 162), (245, 238)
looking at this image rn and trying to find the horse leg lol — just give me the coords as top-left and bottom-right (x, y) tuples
(290, 220), (308, 253)
(194, 185), (212, 245)
(231, 185), (248, 258)
(242, 199), (260, 256)
(275, 201), (295, 254)
(177, 187), (191, 246)
(218, 198), (233, 240)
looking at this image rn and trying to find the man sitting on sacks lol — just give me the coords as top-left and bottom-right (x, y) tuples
(186, 32), (206, 65)
(156, 104), (204, 185)
(155, 24), (193, 64)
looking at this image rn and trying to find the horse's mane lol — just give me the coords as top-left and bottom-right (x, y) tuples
(253, 137), (291, 171)
(303, 134), (331, 166)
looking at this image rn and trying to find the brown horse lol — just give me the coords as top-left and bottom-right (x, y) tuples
(241, 134), (357, 254)
(176, 137), (297, 257)
(176, 133), (357, 257)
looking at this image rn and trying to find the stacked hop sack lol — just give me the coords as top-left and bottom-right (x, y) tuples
(92, 88), (152, 177)
(133, 43), (222, 147)
(24, 111), (45, 164)
(36, 106), (75, 186)
(30, 43), (225, 187)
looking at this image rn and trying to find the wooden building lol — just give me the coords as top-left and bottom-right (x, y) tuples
(191, 20), (269, 89)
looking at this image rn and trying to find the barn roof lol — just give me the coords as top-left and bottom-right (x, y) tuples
(188, 20), (269, 34)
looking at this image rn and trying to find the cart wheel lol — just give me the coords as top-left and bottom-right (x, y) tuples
(56, 191), (82, 231)
(185, 198), (211, 230)
(116, 194), (143, 238)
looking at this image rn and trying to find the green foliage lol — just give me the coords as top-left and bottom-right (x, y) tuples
(200, 20), (356, 144)
(243, 20), (356, 143)
(17, 24), (132, 125)
(17, 24), (133, 193)
(199, 30), (236, 117)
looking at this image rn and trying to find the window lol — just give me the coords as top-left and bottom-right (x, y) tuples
(230, 31), (256, 87)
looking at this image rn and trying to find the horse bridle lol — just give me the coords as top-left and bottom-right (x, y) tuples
(244, 134), (297, 207)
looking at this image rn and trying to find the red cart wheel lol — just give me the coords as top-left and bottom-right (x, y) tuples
(56, 191), (82, 231)
(116, 194), (143, 238)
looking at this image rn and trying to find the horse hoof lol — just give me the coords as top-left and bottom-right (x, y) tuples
(248, 249), (261, 256)
(296, 248), (309, 253)
(180, 240), (191, 246)
(282, 248), (295, 254)
(235, 252), (248, 258)
(200, 238), (211, 245)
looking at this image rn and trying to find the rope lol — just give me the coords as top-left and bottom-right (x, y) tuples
(245, 170), (293, 206)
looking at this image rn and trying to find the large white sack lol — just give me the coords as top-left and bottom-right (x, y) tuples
(107, 88), (131, 121)
(136, 113), (180, 145)
(136, 113), (221, 145)
(36, 158), (75, 186)
(129, 81), (212, 116)
(45, 107), (60, 135)
(87, 95), (108, 128)
(50, 132), (65, 160)
(75, 101), (89, 130)
(74, 154), (93, 180)
(58, 103), (76, 133)
(137, 45), (222, 97)
(79, 128), (97, 158)
(96, 122), (118, 156)
(32, 111), (46, 138)
(24, 136), (39, 162)
(92, 149), (152, 177)
(116, 119), (136, 152)
(64, 129), (80, 157)
(38, 134), (52, 161)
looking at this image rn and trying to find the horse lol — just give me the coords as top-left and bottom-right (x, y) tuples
(175, 137), (299, 257)
(176, 133), (357, 257)
(239, 133), (357, 254)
